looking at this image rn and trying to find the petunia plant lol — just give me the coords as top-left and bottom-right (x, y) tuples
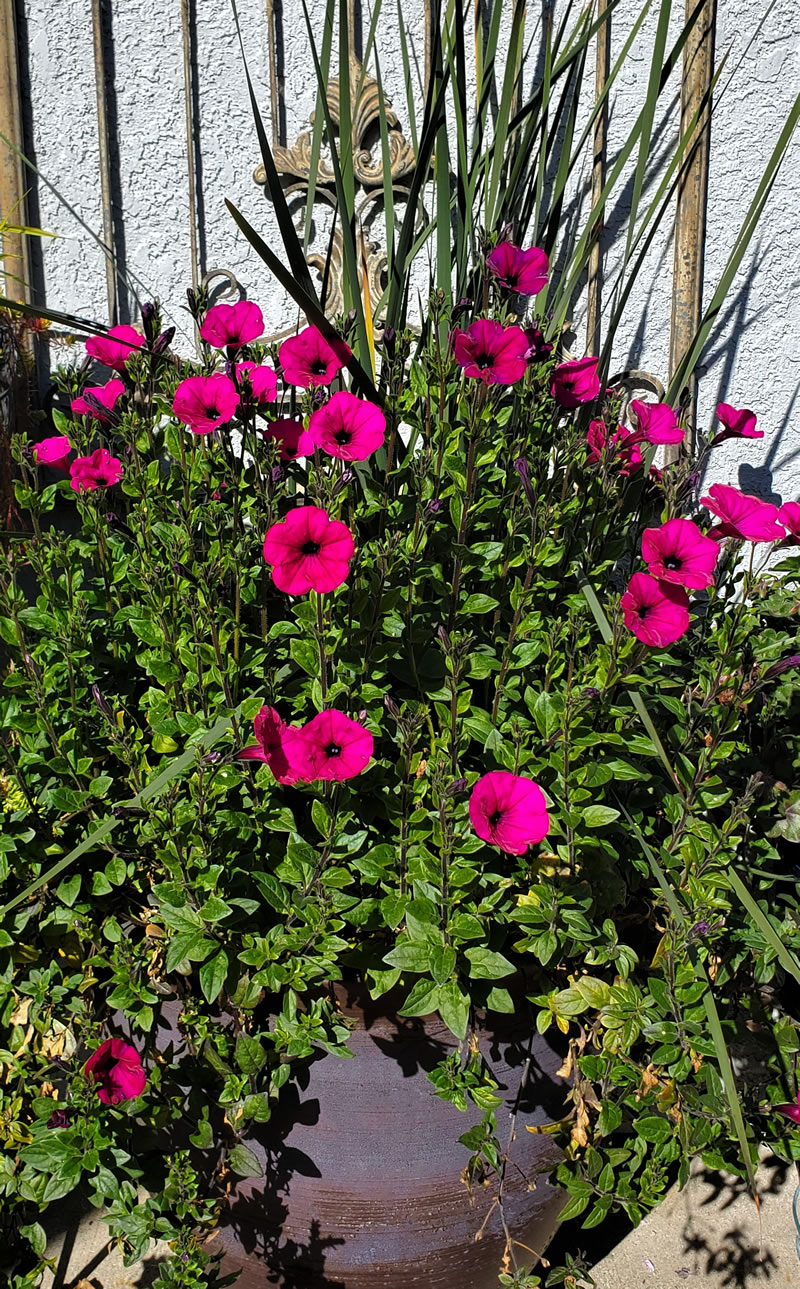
(1, 257), (800, 1289)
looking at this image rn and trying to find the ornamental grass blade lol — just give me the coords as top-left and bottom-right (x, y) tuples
(0, 296), (106, 336)
(226, 198), (381, 403)
(619, 0), (672, 271)
(578, 574), (679, 786)
(620, 805), (759, 1204)
(300, 0), (370, 362)
(726, 868), (800, 988)
(485, 0), (527, 231)
(229, 0), (318, 305)
(0, 708), (246, 919)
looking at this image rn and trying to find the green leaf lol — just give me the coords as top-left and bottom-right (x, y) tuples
(430, 945), (457, 986)
(398, 978), (441, 1017)
(234, 1035), (267, 1075)
(199, 950), (229, 1004)
(56, 874), (81, 907)
(382, 941), (432, 973)
(189, 1119), (214, 1149)
(20, 1222), (46, 1257)
(228, 1143), (263, 1178)
(486, 987), (515, 1013)
(464, 947), (515, 980)
(583, 805), (621, 828)
(461, 594), (499, 614)
(438, 981), (470, 1040)
(633, 1115), (672, 1144)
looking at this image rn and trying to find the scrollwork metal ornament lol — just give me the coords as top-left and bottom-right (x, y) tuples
(254, 55), (417, 335)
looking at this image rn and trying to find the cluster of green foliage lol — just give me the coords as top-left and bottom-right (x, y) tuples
(0, 277), (799, 1287)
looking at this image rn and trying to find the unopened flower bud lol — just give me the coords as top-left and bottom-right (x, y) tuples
(113, 805), (147, 819)
(513, 458), (535, 508)
(333, 468), (354, 498)
(153, 327), (175, 355)
(202, 750), (221, 764)
(384, 694), (400, 718)
(424, 498), (444, 519)
(447, 777), (468, 796)
(271, 465), (285, 484)
(437, 626), (451, 652)
(763, 655), (800, 681)
(141, 301), (157, 344)
(91, 683), (113, 715)
(311, 387), (328, 410)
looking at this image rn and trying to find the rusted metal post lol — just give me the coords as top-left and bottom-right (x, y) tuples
(0, 0), (30, 301)
(91, 0), (118, 323)
(585, 0), (609, 356)
(668, 0), (716, 443)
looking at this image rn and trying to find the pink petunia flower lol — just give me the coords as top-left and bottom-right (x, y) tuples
(469, 771), (549, 855)
(486, 242), (549, 295)
(630, 400), (685, 446)
(200, 301), (264, 352)
(775, 1089), (800, 1125)
(308, 391), (386, 462)
(264, 418), (315, 461)
(236, 361), (278, 405)
(620, 572), (690, 647)
(551, 356), (601, 408)
(85, 325), (145, 371)
(84, 1037), (146, 1105)
(263, 505), (355, 595)
(523, 326), (553, 364)
(237, 705), (309, 784)
(296, 709), (373, 782)
(586, 420), (643, 477)
(711, 402), (762, 445)
(700, 483), (786, 543)
(172, 373), (240, 435)
(279, 326), (352, 388)
(777, 501), (800, 542)
(641, 518), (719, 590)
(452, 319), (529, 385)
(71, 378), (125, 423)
(69, 448), (123, 492)
(33, 435), (73, 471)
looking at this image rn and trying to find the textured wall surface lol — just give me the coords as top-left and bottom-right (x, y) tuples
(14, 0), (800, 502)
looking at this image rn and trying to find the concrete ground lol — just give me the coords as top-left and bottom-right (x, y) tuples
(41, 1155), (800, 1288)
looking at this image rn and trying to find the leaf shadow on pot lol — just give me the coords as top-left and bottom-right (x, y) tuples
(217, 1069), (346, 1289)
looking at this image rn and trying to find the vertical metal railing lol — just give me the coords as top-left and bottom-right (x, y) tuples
(0, 0), (29, 302)
(91, 0), (118, 323)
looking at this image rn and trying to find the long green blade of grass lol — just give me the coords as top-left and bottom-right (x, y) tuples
(226, 198), (381, 403)
(303, 0), (336, 256)
(726, 868), (800, 988)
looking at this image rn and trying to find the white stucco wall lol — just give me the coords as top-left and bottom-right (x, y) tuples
(15, 0), (800, 504)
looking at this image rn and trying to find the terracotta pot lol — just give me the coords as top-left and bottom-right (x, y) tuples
(209, 983), (567, 1289)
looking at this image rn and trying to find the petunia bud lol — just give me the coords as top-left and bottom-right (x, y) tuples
(271, 465), (285, 485)
(113, 805), (148, 819)
(447, 777), (468, 796)
(424, 498), (444, 519)
(311, 387), (328, 410)
(384, 695), (400, 718)
(763, 655), (800, 681)
(224, 359), (236, 380)
(47, 1108), (71, 1129)
(437, 626), (451, 652)
(581, 686), (601, 701)
(153, 327), (175, 355)
(332, 468), (354, 498)
(83, 391), (120, 426)
(513, 457), (535, 508)
(92, 684), (113, 719)
(141, 302), (157, 344)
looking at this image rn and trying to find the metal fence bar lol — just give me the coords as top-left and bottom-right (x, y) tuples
(0, 0), (30, 301)
(585, 0), (609, 357)
(91, 0), (118, 323)
(181, 0), (200, 294)
(668, 0), (717, 438)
